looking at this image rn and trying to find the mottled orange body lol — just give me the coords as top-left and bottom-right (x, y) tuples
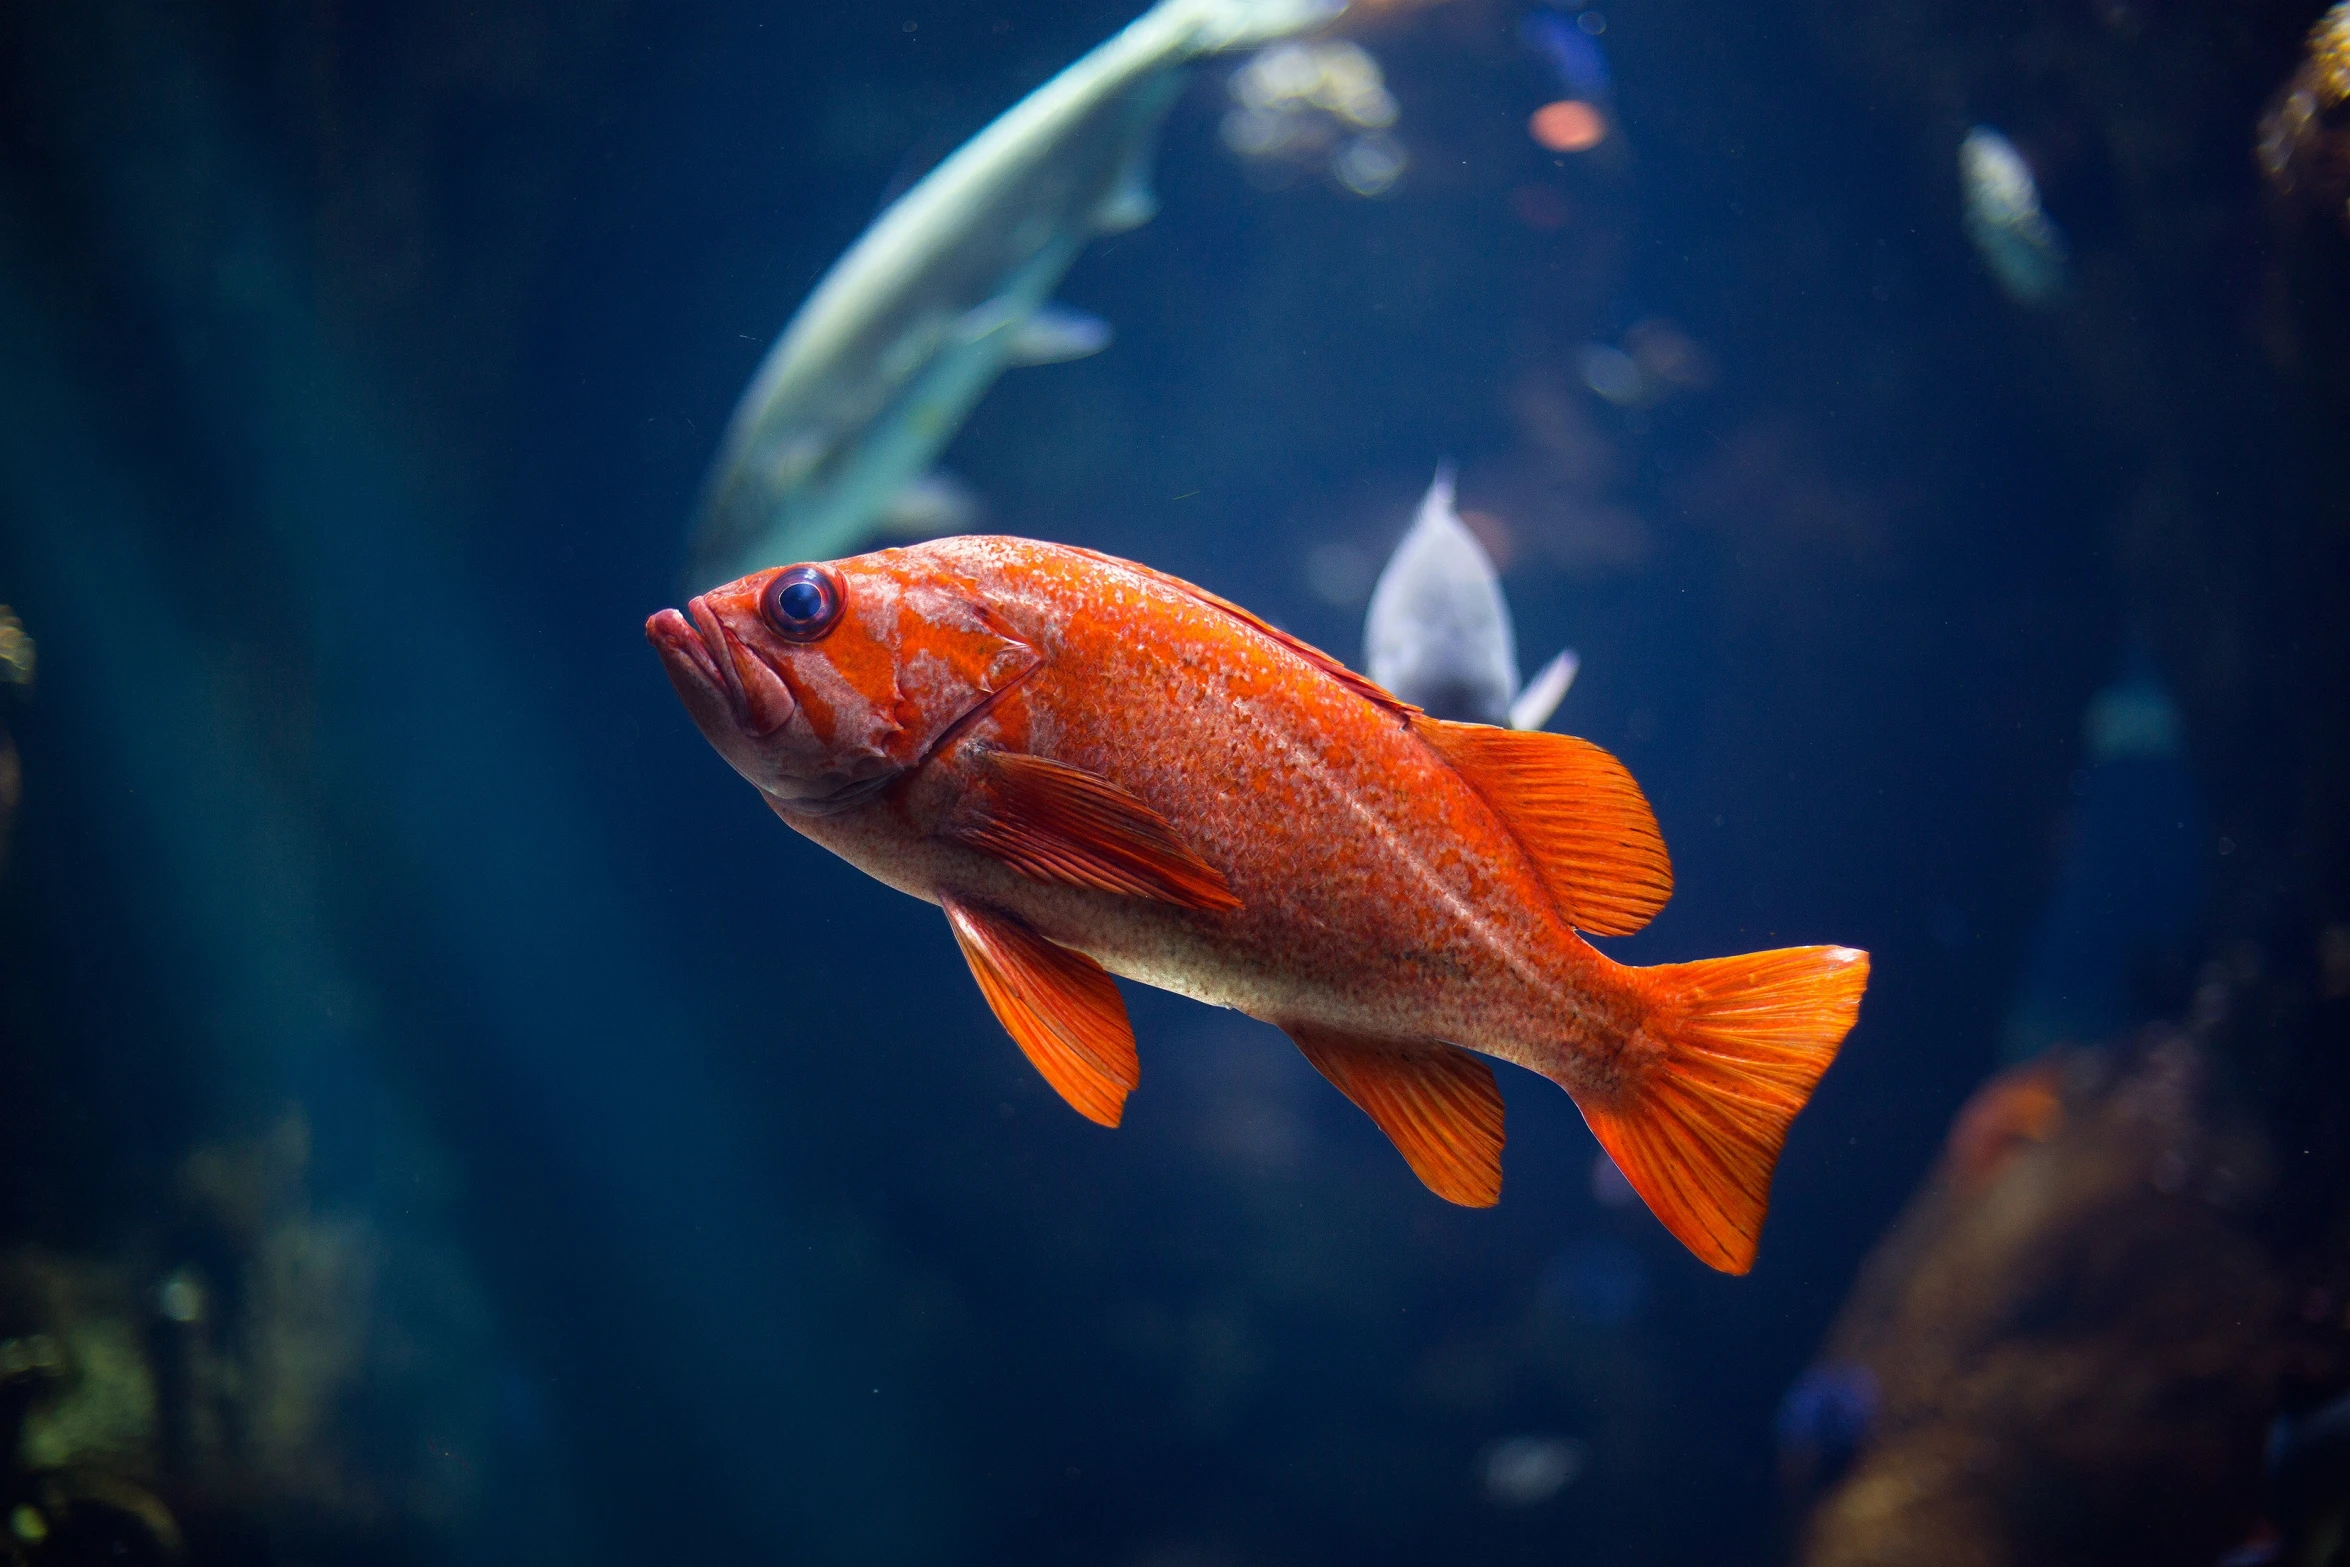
(649, 537), (1868, 1272)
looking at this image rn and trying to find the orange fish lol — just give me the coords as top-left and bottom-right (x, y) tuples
(647, 538), (1868, 1273)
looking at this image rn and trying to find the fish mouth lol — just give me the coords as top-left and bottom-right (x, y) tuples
(684, 595), (752, 723)
(646, 597), (795, 737)
(645, 604), (734, 716)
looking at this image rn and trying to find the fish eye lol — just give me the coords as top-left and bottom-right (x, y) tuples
(761, 564), (845, 642)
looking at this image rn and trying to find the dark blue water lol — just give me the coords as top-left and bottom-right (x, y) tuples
(3, 1), (2340, 1562)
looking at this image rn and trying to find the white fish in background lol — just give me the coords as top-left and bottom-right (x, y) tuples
(1364, 466), (1578, 730)
(689, 0), (1342, 588)
(1959, 125), (2068, 307)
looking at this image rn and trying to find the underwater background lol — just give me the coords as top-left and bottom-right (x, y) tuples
(2, 0), (2347, 1563)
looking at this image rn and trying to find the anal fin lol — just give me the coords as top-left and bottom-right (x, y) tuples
(1283, 1023), (1506, 1206)
(944, 751), (1242, 913)
(944, 896), (1138, 1127)
(1414, 717), (1672, 936)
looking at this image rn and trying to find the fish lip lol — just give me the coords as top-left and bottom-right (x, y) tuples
(681, 595), (750, 723)
(648, 600), (797, 740)
(646, 605), (727, 702)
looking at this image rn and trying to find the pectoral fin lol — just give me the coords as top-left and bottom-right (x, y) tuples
(944, 896), (1138, 1127)
(1005, 304), (1112, 366)
(945, 752), (1242, 913)
(1413, 717), (1671, 936)
(1089, 88), (1177, 234)
(1283, 1023), (1506, 1206)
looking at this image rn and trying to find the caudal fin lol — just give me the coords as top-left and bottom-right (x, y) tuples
(1573, 946), (1868, 1274)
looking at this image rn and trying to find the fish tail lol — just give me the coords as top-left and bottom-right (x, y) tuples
(1567, 945), (1869, 1275)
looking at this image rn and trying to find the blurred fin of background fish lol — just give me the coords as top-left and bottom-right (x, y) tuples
(1511, 647), (1579, 733)
(875, 469), (985, 540)
(1365, 465), (1577, 729)
(1003, 300), (1116, 364)
(688, 0), (1344, 588)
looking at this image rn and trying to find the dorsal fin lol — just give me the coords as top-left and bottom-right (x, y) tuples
(1283, 1023), (1506, 1206)
(944, 751), (1242, 913)
(1066, 546), (1421, 724)
(943, 896), (1139, 1127)
(1414, 716), (1673, 936)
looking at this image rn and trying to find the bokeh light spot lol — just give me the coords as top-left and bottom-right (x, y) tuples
(1529, 99), (1606, 153)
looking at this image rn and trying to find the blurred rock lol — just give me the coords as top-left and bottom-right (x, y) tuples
(1, 1258), (184, 1564)
(1791, 1038), (2285, 1567)
(0, 1112), (495, 1564)
(2259, 4), (2350, 233)
(1796, 6), (2350, 1495)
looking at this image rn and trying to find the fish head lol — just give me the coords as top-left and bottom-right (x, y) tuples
(646, 545), (1040, 814)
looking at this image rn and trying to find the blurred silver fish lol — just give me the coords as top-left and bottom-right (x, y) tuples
(1959, 126), (2067, 307)
(1364, 466), (1577, 730)
(690, 0), (1341, 588)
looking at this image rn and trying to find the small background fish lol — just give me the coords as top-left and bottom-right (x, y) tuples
(1365, 465), (1577, 730)
(1959, 125), (2068, 305)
